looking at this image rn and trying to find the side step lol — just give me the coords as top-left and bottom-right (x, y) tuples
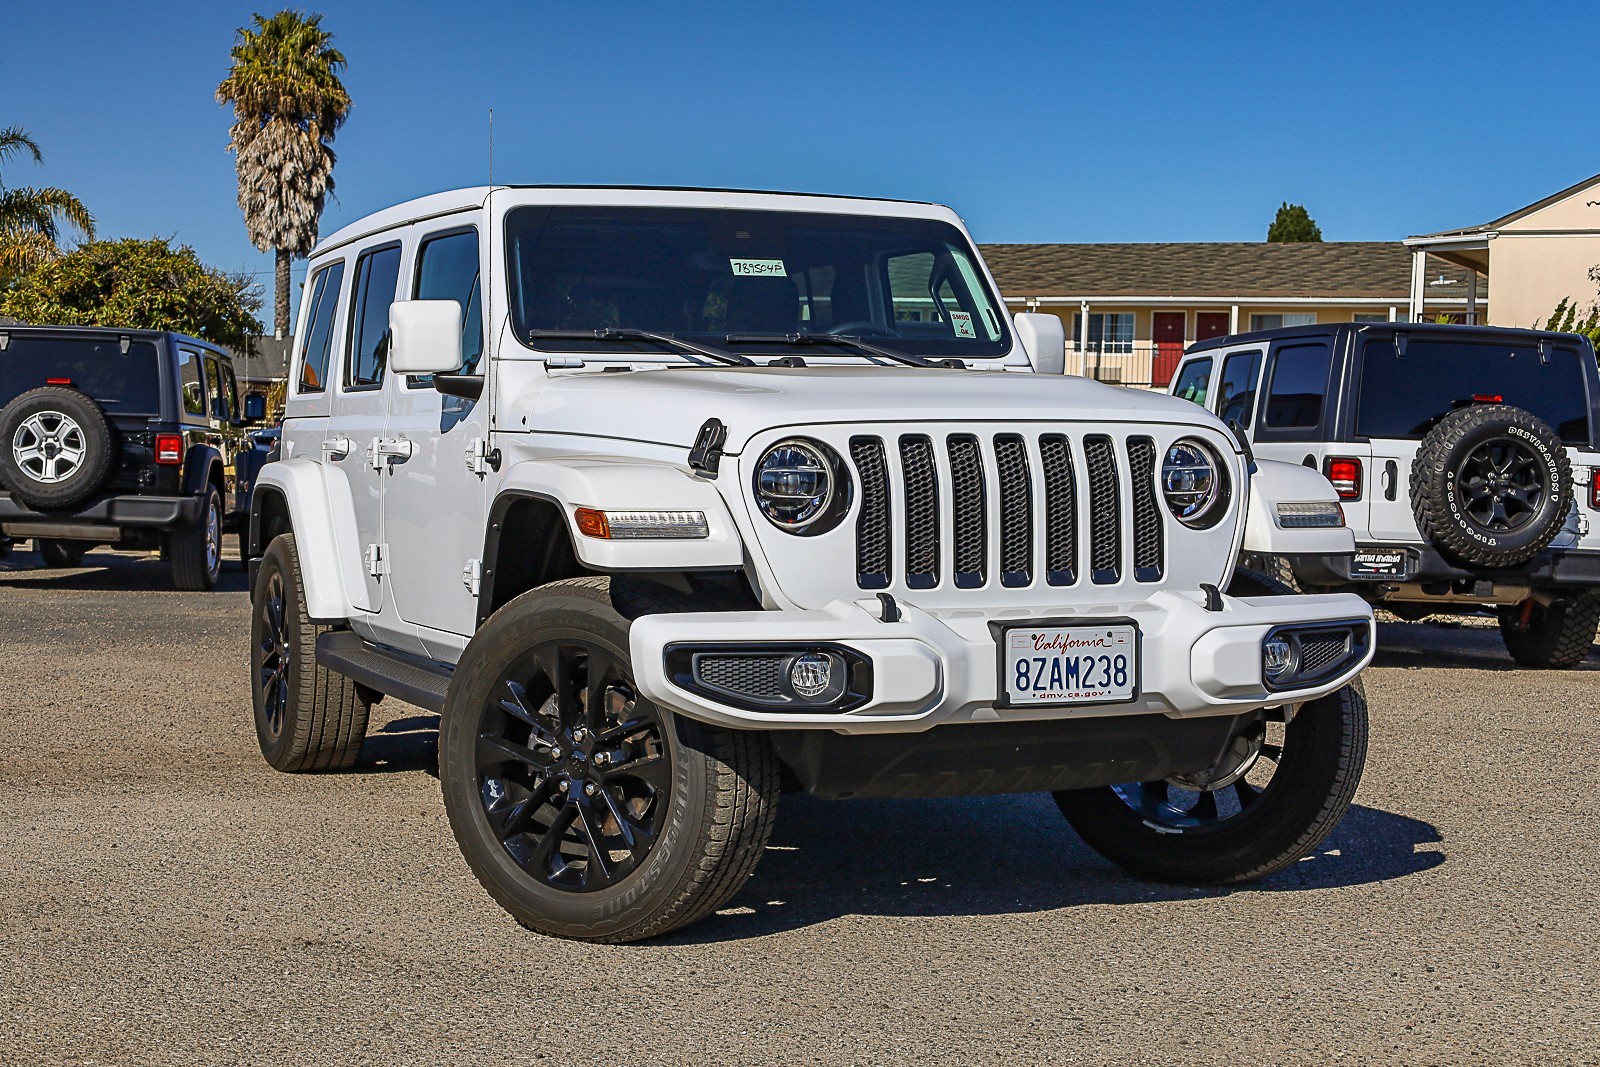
(315, 632), (453, 713)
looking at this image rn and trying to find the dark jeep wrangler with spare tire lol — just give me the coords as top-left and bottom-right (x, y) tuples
(0, 325), (271, 589)
(1170, 322), (1600, 668)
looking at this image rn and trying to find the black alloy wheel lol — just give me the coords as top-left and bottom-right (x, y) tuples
(1455, 437), (1546, 533)
(476, 640), (671, 893)
(1101, 708), (1288, 833)
(257, 568), (290, 740)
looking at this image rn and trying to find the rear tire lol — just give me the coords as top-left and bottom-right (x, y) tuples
(440, 576), (778, 943)
(250, 533), (371, 772)
(0, 386), (116, 509)
(1497, 594), (1600, 669)
(36, 539), (86, 568)
(169, 486), (223, 591)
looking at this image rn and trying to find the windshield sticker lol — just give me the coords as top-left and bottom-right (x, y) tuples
(730, 258), (787, 278)
(950, 311), (977, 339)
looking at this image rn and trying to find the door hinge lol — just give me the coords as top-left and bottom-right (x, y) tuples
(462, 558), (482, 596)
(364, 543), (389, 578)
(368, 436), (415, 471)
(466, 436), (502, 477)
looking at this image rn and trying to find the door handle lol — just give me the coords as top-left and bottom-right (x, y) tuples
(368, 436), (415, 470)
(1383, 460), (1398, 501)
(321, 435), (353, 460)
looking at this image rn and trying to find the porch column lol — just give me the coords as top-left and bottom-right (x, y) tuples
(1078, 299), (1090, 354)
(1389, 305), (1398, 321)
(1466, 270), (1479, 325)
(1409, 248), (1426, 322)
(1229, 304), (1239, 334)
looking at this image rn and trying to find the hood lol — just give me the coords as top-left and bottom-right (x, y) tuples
(514, 365), (1230, 452)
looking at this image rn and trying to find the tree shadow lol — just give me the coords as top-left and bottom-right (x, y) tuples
(666, 792), (1444, 944)
(1370, 617), (1599, 672)
(0, 547), (250, 593)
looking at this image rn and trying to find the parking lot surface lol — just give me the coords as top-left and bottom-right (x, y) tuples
(2, 549), (1599, 1065)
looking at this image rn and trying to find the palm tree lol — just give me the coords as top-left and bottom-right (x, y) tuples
(217, 10), (350, 338)
(0, 126), (95, 283)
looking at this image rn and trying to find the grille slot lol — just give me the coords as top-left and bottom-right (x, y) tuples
(1084, 435), (1121, 584)
(1039, 434), (1077, 586)
(850, 436), (891, 589)
(1298, 633), (1351, 678)
(1127, 436), (1163, 582)
(900, 435), (940, 589)
(695, 655), (786, 700)
(994, 434), (1033, 586)
(947, 434), (986, 588)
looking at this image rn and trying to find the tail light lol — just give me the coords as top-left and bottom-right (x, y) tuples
(1590, 472), (1600, 511)
(1323, 456), (1363, 500)
(46, 377), (74, 386)
(154, 434), (184, 465)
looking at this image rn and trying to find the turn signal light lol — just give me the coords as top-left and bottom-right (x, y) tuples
(574, 507), (611, 539)
(154, 434), (184, 465)
(1323, 457), (1363, 500)
(573, 508), (710, 540)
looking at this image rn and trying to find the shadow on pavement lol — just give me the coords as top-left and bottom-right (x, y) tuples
(667, 793), (1444, 944)
(355, 713), (441, 776)
(0, 547), (250, 594)
(1371, 617), (1599, 672)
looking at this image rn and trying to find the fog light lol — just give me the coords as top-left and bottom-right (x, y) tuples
(789, 653), (834, 698)
(1263, 637), (1294, 679)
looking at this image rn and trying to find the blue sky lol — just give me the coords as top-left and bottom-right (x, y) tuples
(5, 0), (1598, 325)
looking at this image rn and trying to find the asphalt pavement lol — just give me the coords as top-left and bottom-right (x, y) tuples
(2, 547), (1598, 1065)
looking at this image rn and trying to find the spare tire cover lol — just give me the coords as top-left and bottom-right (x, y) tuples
(0, 386), (117, 509)
(1409, 403), (1571, 568)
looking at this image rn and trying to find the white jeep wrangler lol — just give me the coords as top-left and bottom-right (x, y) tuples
(248, 186), (1375, 942)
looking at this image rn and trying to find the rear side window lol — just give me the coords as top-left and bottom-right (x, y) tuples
(177, 348), (207, 417)
(1215, 350), (1262, 428)
(1172, 358), (1212, 405)
(412, 229), (483, 380)
(345, 244), (402, 389)
(298, 261), (344, 393)
(202, 357), (226, 420)
(1265, 342), (1334, 429)
(216, 359), (239, 421)
(1357, 338), (1592, 443)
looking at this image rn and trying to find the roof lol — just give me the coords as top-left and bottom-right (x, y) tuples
(1414, 171), (1600, 239)
(238, 337), (292, 382)
(977, 241), (1483, 301)
(1186, 320), (1565, 355)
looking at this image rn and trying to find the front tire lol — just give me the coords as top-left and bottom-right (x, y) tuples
(440, 576), (778, 943)
(1497, 594), (1600, 669)
(36, 539), (87, 568)
(169, 486), (223, 591)
(250, 533), (371, 772)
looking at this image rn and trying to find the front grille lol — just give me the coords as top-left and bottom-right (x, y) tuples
(851, 432), (1166, 593)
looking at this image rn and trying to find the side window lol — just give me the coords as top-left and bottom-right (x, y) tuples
(202, 357), (226, 421)
(176, 348), (207, 417)
(1264, 342), (1335, 430)
(1214, 350), (1263, 428)
(412, 229), (483, 381)
(298, 261), (344, 393)
(1172, 358), (1212, 405)
(345, 243), (403, 389)
(217, 360), (240, 422)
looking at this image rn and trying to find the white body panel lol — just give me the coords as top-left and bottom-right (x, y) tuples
(1242, 459), (1356, 556)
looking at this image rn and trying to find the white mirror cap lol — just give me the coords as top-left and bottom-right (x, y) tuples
(1013, 312), (1067, 375)
(389, 300), (463, 375)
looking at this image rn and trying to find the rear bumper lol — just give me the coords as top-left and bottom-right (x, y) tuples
(0, 493), (205, 536)
(1289, 543), (1600, 588)
(629, 589), (1375, 734)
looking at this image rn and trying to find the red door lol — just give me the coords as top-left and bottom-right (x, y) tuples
(1152, 312), (1185, 387)
(1196, 312), (1230, 342)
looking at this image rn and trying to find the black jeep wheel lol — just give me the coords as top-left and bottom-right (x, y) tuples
(1411, 404), (1571, 569)
(250, 533), (371, 772)
(1052, 567), (1368, 884)
(1496, 594), (1600, 669)
(440, 576), (777, 943)
(0, 386), (116, 509)
(168, 486), (223, 591)
(36, 539), (87, 568)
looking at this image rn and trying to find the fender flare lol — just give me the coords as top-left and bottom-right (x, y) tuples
(249, 458), (372, 621)
(181, 444), (224, 498)
(1243, 458), (1356, 555)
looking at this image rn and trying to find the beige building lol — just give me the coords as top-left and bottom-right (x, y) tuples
(1405, 171), (1600, 331)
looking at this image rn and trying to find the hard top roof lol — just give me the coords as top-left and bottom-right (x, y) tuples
(1186, 321), (1586, 355)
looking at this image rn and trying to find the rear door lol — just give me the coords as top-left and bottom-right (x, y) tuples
(1250, 337), (1365, 532)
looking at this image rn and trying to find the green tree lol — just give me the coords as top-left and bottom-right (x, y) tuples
(0, 237), (264, 350)
(0, 125), (95, 283)
(1267, 202), (1323, 243)
(216, 10), (350, 338)
(1543, 270), (1600, 348)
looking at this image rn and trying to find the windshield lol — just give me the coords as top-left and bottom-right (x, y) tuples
(0, 334), (163, 415)
(504, 205), (1010, 360)
(1356, 337), (1593, 443)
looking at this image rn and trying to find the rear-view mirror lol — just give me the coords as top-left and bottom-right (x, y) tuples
(1013, 312), (1067, 375)
(389, 300), (463, 375)
(243, 392), (267, 422)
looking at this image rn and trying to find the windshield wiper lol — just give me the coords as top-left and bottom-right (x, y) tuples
(527, 328), (755, 367)
(724, 332), (943, 368)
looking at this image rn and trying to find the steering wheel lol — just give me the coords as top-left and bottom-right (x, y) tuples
(825, 321), (898, 339)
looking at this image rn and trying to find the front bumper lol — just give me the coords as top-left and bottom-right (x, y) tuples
(0, 493), (205, 535)
(630, 589), (1375, 733)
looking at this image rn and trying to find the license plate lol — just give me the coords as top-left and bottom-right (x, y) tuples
(1000, 623), (1137, 707)
(1350, 549), (1408, 579)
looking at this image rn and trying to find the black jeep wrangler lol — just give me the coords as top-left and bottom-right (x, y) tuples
(0, 325), (271, 590)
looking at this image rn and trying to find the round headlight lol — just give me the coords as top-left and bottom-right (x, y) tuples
(1162, 438), (1227, 527)
(753, 439), (851, 534)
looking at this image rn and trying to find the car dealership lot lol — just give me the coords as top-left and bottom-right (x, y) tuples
(2, 550), (1598, 1065)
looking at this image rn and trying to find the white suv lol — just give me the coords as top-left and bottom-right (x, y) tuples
(247, 186), (1374, 942)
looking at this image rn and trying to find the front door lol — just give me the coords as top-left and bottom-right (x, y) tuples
(383, 222), (489, 654)
(1196, 312), (1230, 343)
(1152, 312), (1185, 387)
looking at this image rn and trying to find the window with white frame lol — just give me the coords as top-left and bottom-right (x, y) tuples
(1073, 312), (1134, 353)
(1249, 313), (1316, 331)
(1352, 313), (1387, 323)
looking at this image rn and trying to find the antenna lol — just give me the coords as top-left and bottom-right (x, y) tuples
(486, 108), (494, 425)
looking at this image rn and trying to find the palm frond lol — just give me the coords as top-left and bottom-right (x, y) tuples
(0, 125), (44, 171)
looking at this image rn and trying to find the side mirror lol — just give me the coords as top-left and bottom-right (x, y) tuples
(389, 300), (463, 375)
(1013, 312), (1066, 374)
(243, 392), (267, 422)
